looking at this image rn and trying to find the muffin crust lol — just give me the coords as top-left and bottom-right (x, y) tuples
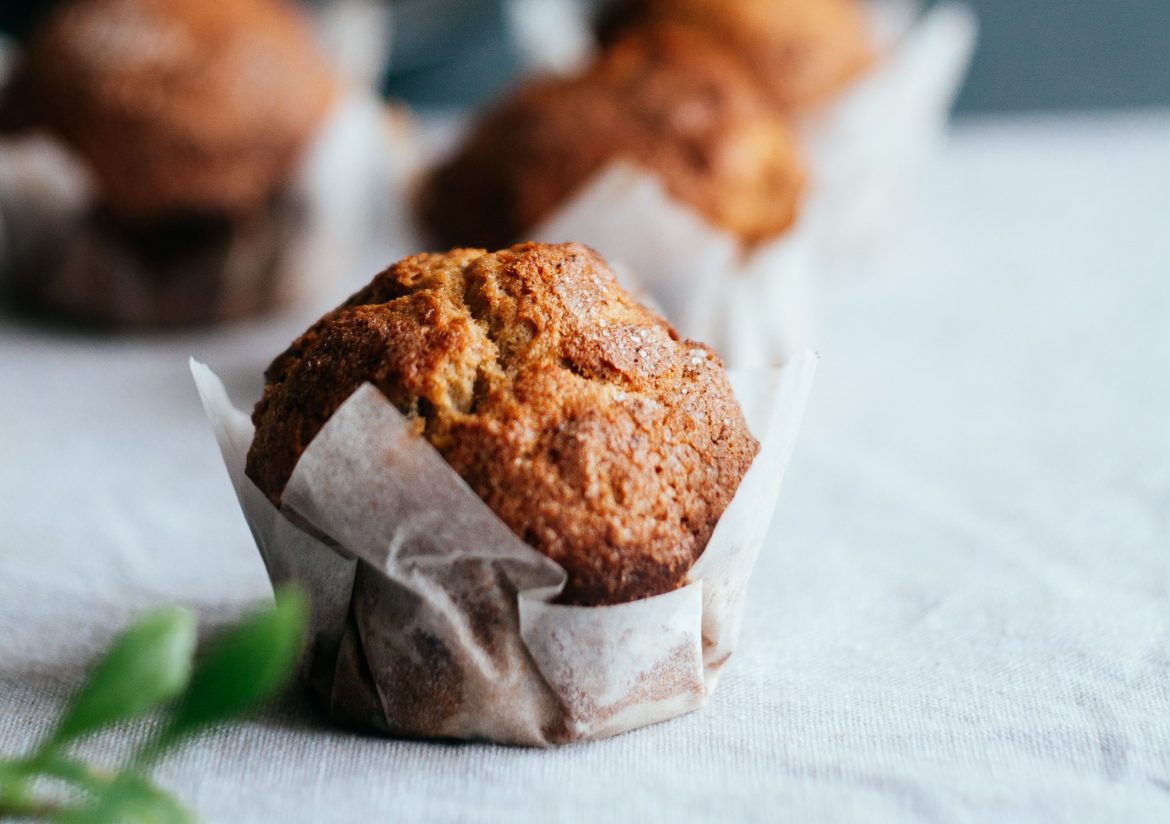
(600, 0), (873, 110)
(418, 25), (805, 250)
(247, 243), (759, 606)
(0, 0), (335, 219)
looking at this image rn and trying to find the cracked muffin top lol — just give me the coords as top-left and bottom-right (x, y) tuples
(0, 0), (335, 219)
(417, 25), (805, 250)
(246, 242), (759, 606)
(599, 0), (872, 111)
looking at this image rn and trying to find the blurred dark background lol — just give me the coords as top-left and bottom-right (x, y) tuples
(3, 0), (1169, 112)
(951, 0), (1170, 112)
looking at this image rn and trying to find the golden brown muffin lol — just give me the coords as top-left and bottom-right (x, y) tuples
(418, 25), (805, 250)
(599, 0), (872, 111)
(247, 242), (759, 606)
(0, 0), (335, 220)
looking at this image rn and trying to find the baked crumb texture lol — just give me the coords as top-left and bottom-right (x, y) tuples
(247, 242), (759, 606)
(419, 25), (805, 250)
(599, 0), (873, 111)
(0, 0), (335, 219)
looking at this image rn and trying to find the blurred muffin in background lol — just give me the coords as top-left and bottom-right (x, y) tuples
(598, 0), (872, 111)
(418, 24), (805, 251)
(0, 0), (336, 327)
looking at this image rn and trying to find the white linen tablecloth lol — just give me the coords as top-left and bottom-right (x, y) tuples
(1, 111), (1168, 823)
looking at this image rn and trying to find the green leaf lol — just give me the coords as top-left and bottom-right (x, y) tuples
(0, 757), (24, 789)
(55, 775), (194, 824)
(49, 608), (197, 749)
(163, 587), (307, 743)
(0, 758), (32, 809)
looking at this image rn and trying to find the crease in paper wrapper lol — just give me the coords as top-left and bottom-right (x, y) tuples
(191, 351), (816, 746)
(532, 2), (976, 368)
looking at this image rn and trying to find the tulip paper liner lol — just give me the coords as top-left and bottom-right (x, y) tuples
(533, 164), (821, 371)
(191, 350), (816, 746)
(802, 1), (978, 264)
(530, 2), (976, 368)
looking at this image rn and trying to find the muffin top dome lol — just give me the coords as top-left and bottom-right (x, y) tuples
(247, 242), (759, 606)
(600, 0), (872, 110)
(0, 0), (335, 218)
(418, 25), (805, 250)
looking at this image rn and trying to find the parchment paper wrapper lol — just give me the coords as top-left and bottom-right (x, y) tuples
(191, 350), (816, 746)
(525, 1), (975, 368)
(532, 164), (821, 371)
(0, 82), (421, 327)
(803, 1), (977, 266)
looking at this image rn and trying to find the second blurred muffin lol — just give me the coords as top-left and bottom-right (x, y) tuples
(0, 0), (336, 326)
(418, 25), (805, 251)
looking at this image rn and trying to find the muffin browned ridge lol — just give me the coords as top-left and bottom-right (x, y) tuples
(0, 0), (335, 219)
(418, 25), (805, 251)
(247, 242), (760, 606)
(599, 0), (873, 111)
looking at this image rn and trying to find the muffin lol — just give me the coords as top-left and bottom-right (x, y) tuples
(599, 0), (873, 111)
(0, 0), (335, 326)
(418, 25), (805, 251)
(246, 242), (760, 606)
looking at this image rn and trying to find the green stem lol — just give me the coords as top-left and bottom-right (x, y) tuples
(0, 759), (34, 811)
(0, 795), (69, 818)
(0, 755), (120, 820)
(37, 756), (118, 793)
